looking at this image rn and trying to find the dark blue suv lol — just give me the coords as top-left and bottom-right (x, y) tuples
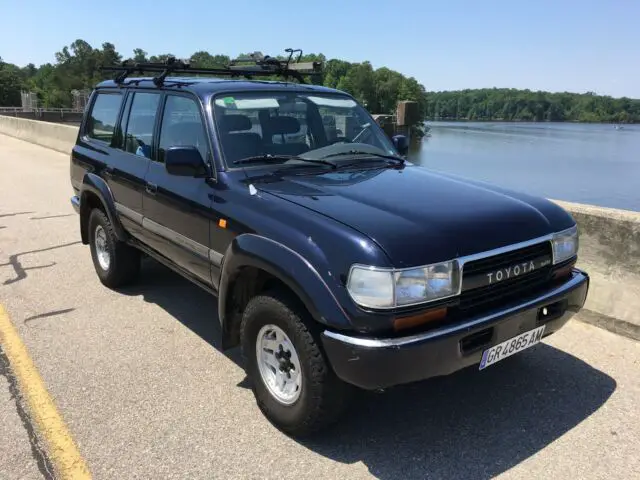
(70, 54), (589, 436)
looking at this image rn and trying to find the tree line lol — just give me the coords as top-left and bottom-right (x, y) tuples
(1, 39), (639, 123)
(425, 88), (640, 123)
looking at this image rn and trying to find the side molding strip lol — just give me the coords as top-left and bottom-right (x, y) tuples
(134, 215), (223, 267)
(114, 202), (143, 225)
(209, 249), (223, 266)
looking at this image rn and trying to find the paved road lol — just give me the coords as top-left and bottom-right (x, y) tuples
(0, 133), (639, 480)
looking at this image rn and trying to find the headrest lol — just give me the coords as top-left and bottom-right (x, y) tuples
(165, 121), (205, 143)
(269, 116), (301, 135)
(221, 115), (252, 133)
(129, 114), (156, 132)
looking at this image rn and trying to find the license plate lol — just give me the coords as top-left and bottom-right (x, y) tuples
(479, 325), (545, 370)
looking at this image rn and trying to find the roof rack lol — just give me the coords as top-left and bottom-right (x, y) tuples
(100, 49), (322, 86)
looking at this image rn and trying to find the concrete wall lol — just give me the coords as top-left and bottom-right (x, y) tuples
(0, 110), (84, 125)
(0, 114), (638, 338)
(0, 115), (78, 154)
(553, 200), (640, 339)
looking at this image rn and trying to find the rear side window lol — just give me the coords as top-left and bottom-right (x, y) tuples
(158, 95), (208, 163)
(87, 92), (123, 143)
(122, 92), (161, 158)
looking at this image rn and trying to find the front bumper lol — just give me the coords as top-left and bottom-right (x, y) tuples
(322, 269), (589, 390)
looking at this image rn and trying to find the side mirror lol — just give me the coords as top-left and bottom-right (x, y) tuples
(165, 146), (208, 177)
(392, 134), (409, 156)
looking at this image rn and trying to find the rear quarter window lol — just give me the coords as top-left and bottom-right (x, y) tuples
(87, 92), (123, 143)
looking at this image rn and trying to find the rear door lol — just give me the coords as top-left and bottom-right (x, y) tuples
(141, 92), (216, 287)
(76, 89), (161, 239)
(73, 90), (142, 234)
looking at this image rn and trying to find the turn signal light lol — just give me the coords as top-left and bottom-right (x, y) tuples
(393, 307), (448, 332)
(552, 262), (575, 281)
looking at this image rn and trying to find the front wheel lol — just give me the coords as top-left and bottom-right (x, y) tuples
(240, 290), (353, 436)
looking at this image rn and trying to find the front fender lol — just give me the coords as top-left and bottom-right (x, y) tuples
(80, 173), (127, 243)
(218, 233), (352, 337)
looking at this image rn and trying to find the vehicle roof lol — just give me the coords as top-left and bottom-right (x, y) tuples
(95, 77), (345, 96)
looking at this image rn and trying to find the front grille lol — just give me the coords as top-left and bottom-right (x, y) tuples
(463, 241), (551, 275)
(459, 241), (554, 313)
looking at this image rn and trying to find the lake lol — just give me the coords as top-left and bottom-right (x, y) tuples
(411, 122), (640, 212)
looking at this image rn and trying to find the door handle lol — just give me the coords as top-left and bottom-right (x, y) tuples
(146, 183), (157, 195)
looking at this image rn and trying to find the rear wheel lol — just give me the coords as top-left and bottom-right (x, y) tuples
(240, 289), (353, 436)
(88, 208), (140, 288)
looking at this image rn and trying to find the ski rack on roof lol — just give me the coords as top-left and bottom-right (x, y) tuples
(101, 48), (322, 86)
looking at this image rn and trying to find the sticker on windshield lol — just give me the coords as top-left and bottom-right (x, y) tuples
(215, 97), (280, 109)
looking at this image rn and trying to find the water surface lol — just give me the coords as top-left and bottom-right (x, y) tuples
(412, 122), (640, 212)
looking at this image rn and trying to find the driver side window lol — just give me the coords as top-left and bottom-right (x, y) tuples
(158, 95), (209, 163)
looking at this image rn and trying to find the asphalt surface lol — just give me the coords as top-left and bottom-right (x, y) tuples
(0, 133), (639, 480)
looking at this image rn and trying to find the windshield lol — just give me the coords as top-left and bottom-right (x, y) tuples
(212, 91), (398, 167)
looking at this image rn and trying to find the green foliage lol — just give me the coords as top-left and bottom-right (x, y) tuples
(1, 40), (639, 124)
(425, 88), (640, 123)
(0, 56), (25, 106)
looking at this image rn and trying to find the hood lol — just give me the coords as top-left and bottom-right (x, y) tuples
(254, 165), (575, 268)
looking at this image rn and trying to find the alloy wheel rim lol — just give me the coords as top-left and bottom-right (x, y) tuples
(256, 324), (302, 405)
(94, 225), (110, 271)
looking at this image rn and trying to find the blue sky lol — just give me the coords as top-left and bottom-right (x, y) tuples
(2, 0), (639, 98)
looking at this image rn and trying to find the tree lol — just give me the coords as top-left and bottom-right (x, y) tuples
(149, 53), (175, 63)
(423, 88), (640, 123)
(190, 51), (227, 68)
(0, 57), (24, 106)
(132, 48), (148, 63)
(341, 62), (375, 108)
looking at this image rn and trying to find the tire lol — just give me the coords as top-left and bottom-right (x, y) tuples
(88, 208), (140, 288)
(240, 290), (353, 437)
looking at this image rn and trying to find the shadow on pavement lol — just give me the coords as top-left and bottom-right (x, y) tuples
(0, 211), (35, 230)
(121, 260), (616, 480)
(119, 260), (243, 367)
(0, 211), (35, 218)
(29, 214), (75, 220)
(24, 308), (77, 324)
(300, 346), (616, 480)
(0, 241), (81, 285)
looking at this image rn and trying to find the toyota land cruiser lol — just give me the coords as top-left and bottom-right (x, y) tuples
(69, 52), (589, 436)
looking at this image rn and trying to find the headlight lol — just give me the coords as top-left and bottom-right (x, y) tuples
(552, 225), (579, 264)
(347, 267), (394, 308)
(347, 260), (460, 309)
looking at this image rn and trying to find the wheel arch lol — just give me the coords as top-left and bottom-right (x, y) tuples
(217, 234), (351, 350)
(79, 173), (127, 244)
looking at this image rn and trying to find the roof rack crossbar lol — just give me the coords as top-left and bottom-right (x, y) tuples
(101, 49), (322, 86)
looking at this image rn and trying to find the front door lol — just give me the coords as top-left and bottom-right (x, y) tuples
(141, 93), (216, 287)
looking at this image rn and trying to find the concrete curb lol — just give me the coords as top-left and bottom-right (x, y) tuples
(576, 309), (640, 342)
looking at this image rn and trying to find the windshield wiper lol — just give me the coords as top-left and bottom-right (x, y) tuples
(322, 150), (405, 164)
(233, 154), (337, 169)
(351, 123), (371, 143)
